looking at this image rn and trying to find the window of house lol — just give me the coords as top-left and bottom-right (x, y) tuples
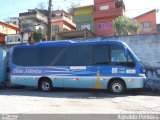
(55, 13), (62, 16)
(52, 25), (59, 32)
(81, 24), (91, 30)
(98, 22), (112, 29)
(140, 22), (150, 28)
(100, 5), (109, 11)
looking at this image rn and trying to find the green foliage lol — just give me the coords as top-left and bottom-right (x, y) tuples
(115, 0), (124, 8)
(33, 28), (46, 42)
(113, 16), (139, 36)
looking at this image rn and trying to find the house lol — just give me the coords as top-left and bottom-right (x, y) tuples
(51, 10), (76, 39)
(93, 0), (125, 37)
(56, 0), (126, 39)
(55, 6), (95, 40)
(19, 9), (76, 41)
(134, 9), (157, 34)
(7, 17), (19, 26)
(0, 21), (19, 35)
(73, 5), (94, 32)
(0, 21), (19, 44)
(19, 9), (48, 33)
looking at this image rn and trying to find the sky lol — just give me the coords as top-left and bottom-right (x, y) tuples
(0, 0), (160, 23)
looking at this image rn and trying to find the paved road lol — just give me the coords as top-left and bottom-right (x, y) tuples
(0, 88), (160, 114)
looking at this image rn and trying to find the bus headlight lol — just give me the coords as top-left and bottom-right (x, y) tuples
(139, 74), (146, 77)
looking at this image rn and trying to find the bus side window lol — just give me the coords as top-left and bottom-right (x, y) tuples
(13, 47), (40, 66)
(40, 46), (67, 66)
(65, 45), (93, 66)
(93, 45), (109, 65)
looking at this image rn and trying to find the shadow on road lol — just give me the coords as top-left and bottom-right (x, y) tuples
(0, 87), (159, 99)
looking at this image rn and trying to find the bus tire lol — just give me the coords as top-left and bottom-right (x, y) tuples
(109, 80), (126, 94)
(39, 79), (52, 92)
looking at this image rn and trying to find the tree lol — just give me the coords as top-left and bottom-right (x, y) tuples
(33, 28), (47, 43)
(115, 0), (124, 8)
(113, 16), (139, 36)
(67, 1), (80, 14)
(37, 2), (46, 10)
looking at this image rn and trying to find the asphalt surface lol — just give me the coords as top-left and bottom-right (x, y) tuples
(0, 88), (160, 114)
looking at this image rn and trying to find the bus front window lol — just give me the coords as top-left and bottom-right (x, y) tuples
(111, 44), (135, 67)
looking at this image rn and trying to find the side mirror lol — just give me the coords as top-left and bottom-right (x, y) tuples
(124, 49), (128, 57)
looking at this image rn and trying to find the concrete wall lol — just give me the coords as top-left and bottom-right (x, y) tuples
(101, 34), (160, 67)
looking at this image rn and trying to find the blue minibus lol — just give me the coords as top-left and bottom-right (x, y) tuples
(10, 40), (146, 94)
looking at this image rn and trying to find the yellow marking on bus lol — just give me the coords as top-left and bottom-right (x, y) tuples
(92, 70), (104, 89)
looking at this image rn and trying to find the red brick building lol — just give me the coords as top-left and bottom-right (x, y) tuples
(93, 0), (125, 37)
(134, 9), (157, 34)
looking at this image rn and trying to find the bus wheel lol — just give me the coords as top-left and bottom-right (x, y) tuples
(109, 80), (126, 94)
(39, 79), (52, 92)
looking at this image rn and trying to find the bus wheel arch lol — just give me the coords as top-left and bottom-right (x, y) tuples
(38, 77), (53, 92)
(108, 77), (126, 94)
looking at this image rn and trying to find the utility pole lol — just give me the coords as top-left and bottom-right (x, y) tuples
(48, 0), (52, 40)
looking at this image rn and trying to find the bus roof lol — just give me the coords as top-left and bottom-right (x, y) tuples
(14, 40), (125, 48)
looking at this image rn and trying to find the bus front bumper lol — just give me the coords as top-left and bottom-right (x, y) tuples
(124, 76), (146, 89)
